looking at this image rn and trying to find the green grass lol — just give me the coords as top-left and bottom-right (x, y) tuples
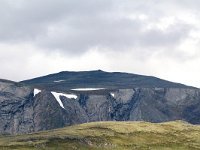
(0, 121), (200, 150)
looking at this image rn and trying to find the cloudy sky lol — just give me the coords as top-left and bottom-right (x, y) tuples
(0, 0), (200, 87)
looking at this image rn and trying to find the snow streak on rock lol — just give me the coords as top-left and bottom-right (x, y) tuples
(51, 91), (77, 109)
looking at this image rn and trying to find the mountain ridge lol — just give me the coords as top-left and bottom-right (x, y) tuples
(20, 70), (196, 92)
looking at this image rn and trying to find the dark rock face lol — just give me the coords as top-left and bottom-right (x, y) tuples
(0, 81), (34, 134)
(0, 81), (65, 134)
(33, 91), (64, 131)
(1, 79), (200, 135)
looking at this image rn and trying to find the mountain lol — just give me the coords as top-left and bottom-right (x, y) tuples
(0, 70), (200, 135)
(1, 121), (200, 150)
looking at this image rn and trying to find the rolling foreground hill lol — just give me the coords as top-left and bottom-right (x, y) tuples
(0, 121), (200, 150)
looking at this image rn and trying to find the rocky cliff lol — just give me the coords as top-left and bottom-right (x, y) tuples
(1, 75), (200, 135)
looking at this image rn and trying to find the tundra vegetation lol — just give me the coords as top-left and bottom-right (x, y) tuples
(0, 121), (200, 150)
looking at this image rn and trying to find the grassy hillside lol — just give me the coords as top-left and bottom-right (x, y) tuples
(0, 121), (200, 150)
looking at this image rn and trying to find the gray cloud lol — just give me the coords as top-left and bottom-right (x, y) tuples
(0, 0), (112, 42)
(0, 0), (196, 55)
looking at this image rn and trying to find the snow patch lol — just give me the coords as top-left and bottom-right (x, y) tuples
(110, 93), (115, 98)
(54, 80), (65, 83)
(34, 89), (41, 97)
(51, 91), (77, 109)
(71, 88), (105, 91)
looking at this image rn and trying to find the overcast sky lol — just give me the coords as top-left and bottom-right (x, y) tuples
(0, 0), (200, 87)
